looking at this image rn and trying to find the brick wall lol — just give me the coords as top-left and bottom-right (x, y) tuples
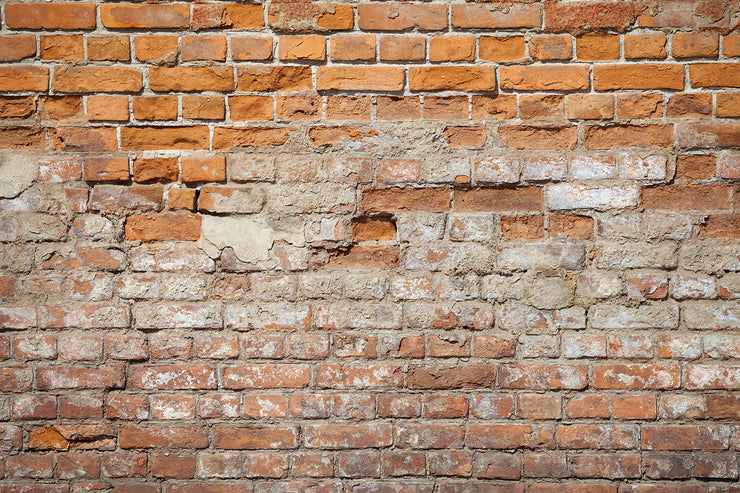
(1, 0), (739, 490)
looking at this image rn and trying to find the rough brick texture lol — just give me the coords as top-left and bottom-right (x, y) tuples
(1, 0), (740, 491)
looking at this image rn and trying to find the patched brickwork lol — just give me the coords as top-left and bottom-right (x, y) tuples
(1, 0), (740, 490)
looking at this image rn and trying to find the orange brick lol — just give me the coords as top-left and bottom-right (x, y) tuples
(520, 94), (565, 120)
(279, 35), (326, 61)
(424, 96), (468, 121)
(237, 66), (312, 92)
(500, 215), (545, 239)
(52, 66), (142, 93)
(530, 34), (572, 61)
(133, 157), (178, 183)
(625, 32), (666, 59)
(500, 65), (589, 91)
(101, 4), (189, 29)
(121, 126), (209, 150)
(135, 36), (178, 65)
(576, 34), (619, 60)
(672, 32), (718, 59)
(87, 35), (130, 61)
(133, 96), (178, 121)
(410, 67), (496, 92)
(379, 36), (425, 61)
(182, 156), (227, 183)
(479, 36), (526, 62)
(472, 95), (517, 120)
(326, 96), (372, 121)
(594, 64), (684, 90)
(229, 96), (274, 121)
(0, 66), (49, 92)
(5, 2), (96, 29)
(0, 96), (35, 119)
(125, 213), (201, 242)
(548, 215), (593, 240)
(358, 4), (446, 31)
(168, 188), (197, 211)
(39, 96), (83, 121)
(267, 3), (353, 32)
(666, 93), (712, 117)
(451, 4), (541, 29)
(724, 33), (740, 57)
(568, 94), (614, 120)
(717, 93), (740, 118)
(84, 158), (130, 182)
(331, 34), (376, 61)
(617, 93), (663, 119)
(87, 96), (129, 122)
(231, 36), (274, 61)
(40, 35), (84, 61)
(444, 126), (486, 150)
(675, 155), (715, 180)
(641, 184), (731, 210)
(377, 96), (421, 121)
(0, 35), (36, 62)
(690, 63), (740, 88)
(430, 35), (475, 62)
(317, 66), (404, 91)
(149, 67), (234, 92)
(182, 96), (226, 121)
(277, 96), (322, 121)
(192, 3), (264, 30)
(182, 36), (227, 62)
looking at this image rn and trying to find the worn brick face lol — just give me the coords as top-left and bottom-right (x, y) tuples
(1, 1), (738, 490)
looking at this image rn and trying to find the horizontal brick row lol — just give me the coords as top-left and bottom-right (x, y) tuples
(2, 2), (738, 33)
(3, 91), (739, 124)
(1, 123), (739, 152)
(2, 63), (740, 93)
(5, 390), (740, 421)
(4, 32), (740, 64)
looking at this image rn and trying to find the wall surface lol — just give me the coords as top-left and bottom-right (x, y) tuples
(0, 0), (740, 491)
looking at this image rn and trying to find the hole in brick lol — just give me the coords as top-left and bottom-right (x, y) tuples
(351, 215), (397, 242)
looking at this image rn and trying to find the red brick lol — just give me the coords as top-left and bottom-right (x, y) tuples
(360, 188), (450, 212)
(120, 425), (208, 449)
(232, 36), (274, 61)
(304, 423), (392, 449)
(213, 424), (299, 449)
(455, 187), (542, 212)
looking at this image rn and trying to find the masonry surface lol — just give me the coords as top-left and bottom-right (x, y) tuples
(0, 0), (739, 491)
